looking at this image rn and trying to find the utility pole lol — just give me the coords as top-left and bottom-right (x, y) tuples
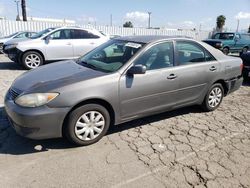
(110, 14), (113, 26)
(21, 0), (27, 21)
(236, 19), (240, 32)
(148, 12), (152, 29)
(14, 0), (21, 21)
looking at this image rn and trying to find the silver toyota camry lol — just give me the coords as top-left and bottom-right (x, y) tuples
(4, 36), (243, 146)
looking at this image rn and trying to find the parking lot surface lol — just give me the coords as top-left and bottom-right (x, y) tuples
(0, 55), (250, 188)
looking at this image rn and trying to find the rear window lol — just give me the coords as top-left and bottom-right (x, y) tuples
(241, 34), (250, 40)
(71, 29), (100, 39)
(213, 33), (234, 40)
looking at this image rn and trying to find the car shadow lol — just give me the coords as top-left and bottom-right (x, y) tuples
(0, 105), (202, 155)
(0, 61), (24, 70)
(242, 81), (250, 87)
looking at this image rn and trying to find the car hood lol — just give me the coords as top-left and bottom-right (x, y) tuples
(11, 60), (107, 93)
(4, 38), (31, 45)
(0, 38), (10, 43)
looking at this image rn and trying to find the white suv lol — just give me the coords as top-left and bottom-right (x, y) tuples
(3, 27), (109, 69)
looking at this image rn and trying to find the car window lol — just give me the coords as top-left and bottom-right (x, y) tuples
(30, 28), (56, 39)
(205, 50), (216, 61)
(235, 34), (240, 39)
(134, 42), (174, 70)
(214, 33), (235, 40)
(79, 40), (144, 72)
(71, 29), (100, 39)
(14, 33), (27, 38)
(176, 41), (206, 65)
(241, 34), (250, 40)
(50, 29), (71, 40)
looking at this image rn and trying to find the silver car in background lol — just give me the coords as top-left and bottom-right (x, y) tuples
(0, 31), (37, 52)
(4, 36), (243, 146)
(3, 27), (109, 69)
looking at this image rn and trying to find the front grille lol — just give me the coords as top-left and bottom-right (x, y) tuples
(9, 88), (21, 100)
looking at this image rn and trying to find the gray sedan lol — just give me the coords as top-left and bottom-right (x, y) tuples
(4, 36), (243, 146)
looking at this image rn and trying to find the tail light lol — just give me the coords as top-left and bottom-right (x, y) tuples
(240, 63), (243, 72)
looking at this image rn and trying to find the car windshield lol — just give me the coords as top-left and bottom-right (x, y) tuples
(213, 33), (235, 40)
(3, 32), (19, 38)
(78, 39), (145, 73)
(30, 28), (56, 39)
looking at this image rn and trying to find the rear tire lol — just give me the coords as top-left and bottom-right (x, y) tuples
(202, 83), (224, 112)
(64, 104), (111, 146)
(222, 47), (229, 55)
(22, 51), (44, 70)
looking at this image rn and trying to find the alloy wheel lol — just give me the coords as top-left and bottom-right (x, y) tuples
(25, 54), (41, 69)
(208, 87), (222, 108)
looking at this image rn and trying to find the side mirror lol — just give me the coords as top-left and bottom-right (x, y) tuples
(127, 64), (146, 75)
(45, 35), (51, 43)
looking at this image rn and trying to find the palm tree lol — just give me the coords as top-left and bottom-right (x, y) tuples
(21, 0), (27, 21)
(123, 21), (133, 28)
(216, 15), (226, 32)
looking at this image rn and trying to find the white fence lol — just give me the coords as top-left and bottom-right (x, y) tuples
(0, 20), (210, 40)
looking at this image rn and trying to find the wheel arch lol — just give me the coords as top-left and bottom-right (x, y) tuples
(212, 79), (229, 96)
(223, 46), (230, 50)
(243, 46), (249, 50)
(21, 49), (45, 62)
(62, 98), (116, 137)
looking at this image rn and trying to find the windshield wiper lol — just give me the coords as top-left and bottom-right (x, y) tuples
(79, 61), (105, 72)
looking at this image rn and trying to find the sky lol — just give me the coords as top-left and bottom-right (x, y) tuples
(0, 0), (250, 31)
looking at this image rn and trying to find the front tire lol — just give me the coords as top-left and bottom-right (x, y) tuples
(202, 83), (224, 112)
(243, 47), (248, 54)
(22, 51), (44, 70)
(64, 104), (111, 146)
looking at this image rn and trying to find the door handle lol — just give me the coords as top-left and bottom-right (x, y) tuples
(167, 74), (177, 80)
(90, 42), (96, 45)
(209, 66), (217, 71)
(66, 42), (72, 45)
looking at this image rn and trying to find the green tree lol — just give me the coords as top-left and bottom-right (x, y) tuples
(21, 0), (27, 21)
(216, 15), (226, 32)
(123, 21), (133, 28)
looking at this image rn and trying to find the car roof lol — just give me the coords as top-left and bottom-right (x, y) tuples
(117, 35), (192, 43)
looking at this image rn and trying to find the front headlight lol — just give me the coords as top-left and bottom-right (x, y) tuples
(5, 43), (17, 50)
(15, 93), (59, 107)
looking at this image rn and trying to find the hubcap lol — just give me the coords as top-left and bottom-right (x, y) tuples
(75, 111), (105, 141)
(208, 87), (222, 108)
(25, 54), (41, 69)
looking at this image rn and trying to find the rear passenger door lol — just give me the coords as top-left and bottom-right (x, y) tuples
(71, 29), (102, 58)
(173, 41), (220, 107)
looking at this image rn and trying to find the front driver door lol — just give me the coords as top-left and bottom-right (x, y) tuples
(45, 29), (74, 60)
(119, 41), (179, 120)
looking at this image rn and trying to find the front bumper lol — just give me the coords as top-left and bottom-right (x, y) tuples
(4, 93), (70, 140)
(3, 47), (22, 63)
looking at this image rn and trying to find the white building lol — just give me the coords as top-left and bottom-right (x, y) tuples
(22, 17), (75, 24)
